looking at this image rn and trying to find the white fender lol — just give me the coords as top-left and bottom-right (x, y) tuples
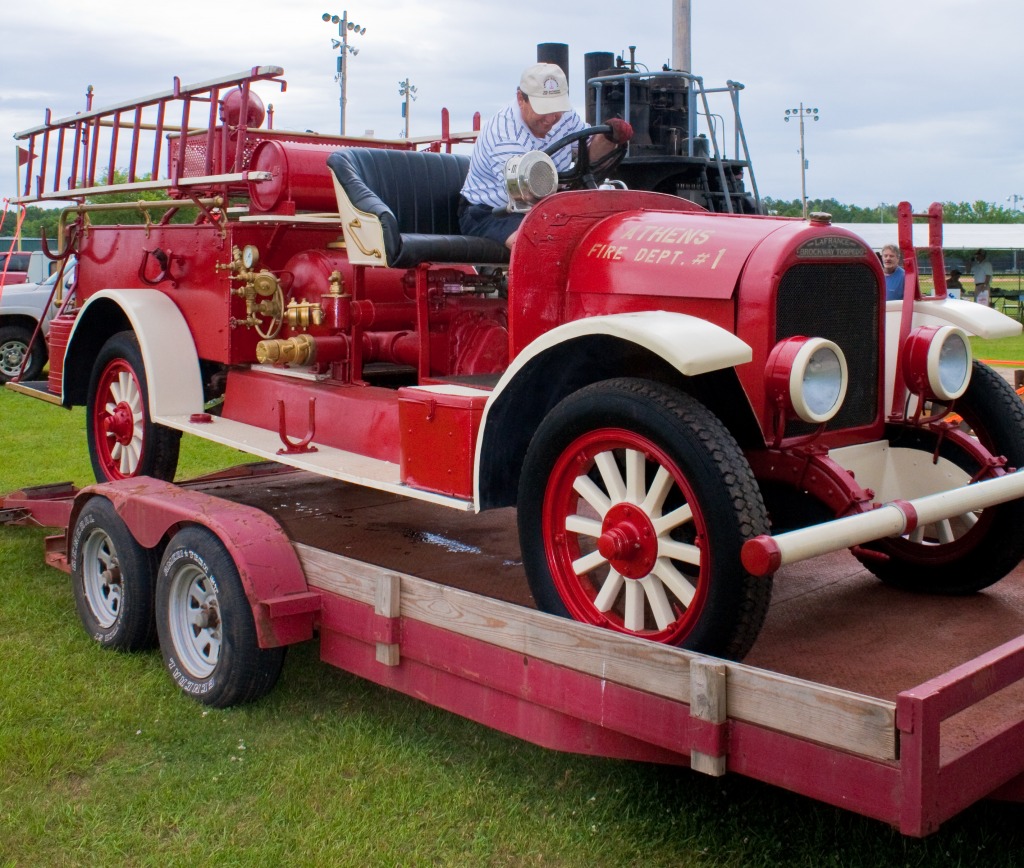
(69, 289), (204, 416)
(474, 311), (753, 504)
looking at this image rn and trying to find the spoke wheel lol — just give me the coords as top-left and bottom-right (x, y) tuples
(70, 496), (156, 650)
(86, 331), (180, 483)
(855, 361), (1024, 593)
(519, 378), (771, 660)
(156, 526), (285, 707)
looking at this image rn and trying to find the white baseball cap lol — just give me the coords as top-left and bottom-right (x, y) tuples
(519, 63), (571, 114)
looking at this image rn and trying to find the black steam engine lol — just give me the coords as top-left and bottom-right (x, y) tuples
(538, 43), (761, 215)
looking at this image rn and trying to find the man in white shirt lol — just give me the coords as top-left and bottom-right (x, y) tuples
(970, 249), (994, 306)
(459, 63), (632, 248)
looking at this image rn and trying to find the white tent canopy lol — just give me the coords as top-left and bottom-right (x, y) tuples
(836, 224), (1024, 253)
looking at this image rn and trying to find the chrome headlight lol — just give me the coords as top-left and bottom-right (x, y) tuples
(766, 336), (849, 424)
(901, 325), (972, 401)
(503, 151), (558, 213)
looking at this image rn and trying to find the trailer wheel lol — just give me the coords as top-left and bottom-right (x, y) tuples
(69, 496), (157, 651)
(86, 330), (180, 483)
(856, 361), (1024, 593)
(0, 324), (46, 383)
(156, 526), (285, 707)
(518, 378), (772, 660)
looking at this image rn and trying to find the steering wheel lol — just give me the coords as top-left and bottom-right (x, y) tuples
(542, 124), (628, 190)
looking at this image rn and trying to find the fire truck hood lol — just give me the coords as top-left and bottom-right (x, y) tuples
(568, 210), (794, 300)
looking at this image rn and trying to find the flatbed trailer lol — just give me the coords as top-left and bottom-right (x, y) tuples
(4, 463), (1024, 837)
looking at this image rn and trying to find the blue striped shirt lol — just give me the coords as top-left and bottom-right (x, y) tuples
(460, 102), (587, 209)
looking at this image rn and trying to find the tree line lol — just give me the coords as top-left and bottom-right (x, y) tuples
(763, 198), (1024, 223)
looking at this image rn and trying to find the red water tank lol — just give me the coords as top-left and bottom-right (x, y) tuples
(248, 140), (342, 214)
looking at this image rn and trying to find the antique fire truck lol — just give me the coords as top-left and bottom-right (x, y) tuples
(9, 64), (1024, 708)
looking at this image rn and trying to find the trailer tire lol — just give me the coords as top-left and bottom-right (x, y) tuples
(518, 378), (772, 660)
(86, 330), (180, 483)
(156, 526), (285, 707)
(0, 324), (46, 383)
(70, 496), (157, 651)
(855, 361), (1024, 593)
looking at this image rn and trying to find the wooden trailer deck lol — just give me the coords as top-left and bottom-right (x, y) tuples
(5, 465), (1024, 835)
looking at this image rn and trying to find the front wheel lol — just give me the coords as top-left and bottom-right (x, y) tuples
(156, 526), (285, 707)
(518, 378), (772, 660)
(86, 330), (180, 483)
(855, 361), (1024, 592)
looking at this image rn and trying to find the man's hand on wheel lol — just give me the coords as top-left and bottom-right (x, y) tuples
(604, 118), (634, 144)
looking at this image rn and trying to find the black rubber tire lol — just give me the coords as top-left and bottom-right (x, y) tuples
(0, 323), (46, 383)
(156, 526), (286, 707)
(86, 330), (180, 483)
(69, 496), (157, 651)
(518, 377), (772, 660)
(855, 361), (1024, 593)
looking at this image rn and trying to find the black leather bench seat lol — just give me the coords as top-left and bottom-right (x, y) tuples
(327, 148), (510, 269)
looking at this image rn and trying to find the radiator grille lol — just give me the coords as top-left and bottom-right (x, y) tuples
(776, 263), (879, 435)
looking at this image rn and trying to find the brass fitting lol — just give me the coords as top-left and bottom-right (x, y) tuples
(256, 333), (317, 366)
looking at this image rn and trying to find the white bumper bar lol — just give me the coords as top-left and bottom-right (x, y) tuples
(742, 468), (1024, 576)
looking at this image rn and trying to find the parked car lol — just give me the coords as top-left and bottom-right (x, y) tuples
(0, 259), (74, 383)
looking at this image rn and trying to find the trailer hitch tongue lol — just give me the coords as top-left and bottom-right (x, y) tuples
(741, 468), (1024, 576)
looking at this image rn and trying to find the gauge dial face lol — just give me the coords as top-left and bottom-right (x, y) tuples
(242, 245), (259, 269)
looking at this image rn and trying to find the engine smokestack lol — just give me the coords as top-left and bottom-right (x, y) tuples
(536, 42), (570, 89)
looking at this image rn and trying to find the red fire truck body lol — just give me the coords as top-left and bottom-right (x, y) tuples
(8, 63), (1024, 697)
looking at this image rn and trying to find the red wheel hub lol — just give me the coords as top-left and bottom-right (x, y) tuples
(597, 503), (658, 579)
(105, 402), (135, 445)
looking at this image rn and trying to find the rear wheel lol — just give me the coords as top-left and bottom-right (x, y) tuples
(156, 526), (285, 707)
(86, 331), (180, 482)
(69, 496), (157, 650)
(855, 361), (1024, 592)
(0, 324), (46, 383)
(518, 378), (772, 660)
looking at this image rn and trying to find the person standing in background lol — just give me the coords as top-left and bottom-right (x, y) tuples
(971, 249), (993, 306)
(881, 244), (905, 301)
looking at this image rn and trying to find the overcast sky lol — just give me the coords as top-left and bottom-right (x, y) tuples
(2, 0), (1022, 214)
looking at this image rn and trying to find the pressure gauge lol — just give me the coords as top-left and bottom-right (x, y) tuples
(242, 245), (259, 270)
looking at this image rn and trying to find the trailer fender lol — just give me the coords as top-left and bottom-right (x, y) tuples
(474, 311), (752, 507)
(63, 289), (203, 414)
(67, 479), (320, 648)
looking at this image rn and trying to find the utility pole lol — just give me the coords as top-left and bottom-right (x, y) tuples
(783, 104), (820, 219)
(321, 11), (367, 136)
(399, 78), (418, 139)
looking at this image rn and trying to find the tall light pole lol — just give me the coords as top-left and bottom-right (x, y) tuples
(398, 78), (418, 139)
(1008, 193), (1024, 211)
(783, 104), (820, 219)
(322, 11), (366, 136)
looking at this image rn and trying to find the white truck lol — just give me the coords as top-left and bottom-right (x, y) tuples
(0, 258), (74, 383)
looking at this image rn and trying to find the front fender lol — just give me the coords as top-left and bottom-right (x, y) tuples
(474, 311), (753, 507)
(65, 289), (203, 415)
(892, 296), (1022, 340)
(883, 298), (1022, 412)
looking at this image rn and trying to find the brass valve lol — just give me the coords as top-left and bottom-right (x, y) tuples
(226, 244), (284, 338)
(285, 298), (325, 329)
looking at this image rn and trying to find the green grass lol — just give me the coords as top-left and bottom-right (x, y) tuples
(973, 332), (1024, 365)
(3, 390), (1024, 865)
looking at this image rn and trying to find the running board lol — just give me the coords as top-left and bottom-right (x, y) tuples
(155, 413), (476, 512)
(4, 380), (64, 406)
